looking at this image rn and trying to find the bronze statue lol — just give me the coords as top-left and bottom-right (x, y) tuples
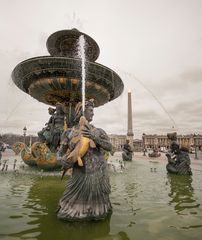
(12, 142), (37, 167)
(61, 115), (96, 169)
(38, 104), (66, 152)
(57, 99), (112, 221)
(122, 139), (133, 161)
(12, 29), (124, 171)
(148, 148), (161, 158)
(50, 103), (66, 152)
(38, 107), (56, 144)
(0, 135), (6, 161)
(166, 132), (192, 175)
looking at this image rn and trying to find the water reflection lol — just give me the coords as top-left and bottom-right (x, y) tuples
(8, 176), (130, 240)
(1, 160), (202, 239)
(167, 174), (200, 215)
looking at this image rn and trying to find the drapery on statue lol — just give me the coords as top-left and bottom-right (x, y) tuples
(57, 99), (112, 221)
(38, 103), (66, 152)
(166, 132), (192, 175)
(122, 139), (133, 161)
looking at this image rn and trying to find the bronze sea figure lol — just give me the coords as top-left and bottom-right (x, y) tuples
(166, 132), (192, 175)
(57, 100), (113, 221)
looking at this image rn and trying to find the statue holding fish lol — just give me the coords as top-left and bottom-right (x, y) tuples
(57, 99), (113, 221)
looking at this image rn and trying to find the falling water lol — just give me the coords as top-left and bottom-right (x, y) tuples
(77, 35), (86, 114)
(117, 69), (178, 130)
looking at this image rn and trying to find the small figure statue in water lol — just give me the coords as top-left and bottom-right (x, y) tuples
(166, 132), (192, 175)
(122, 139), (133, 161)
(57, 99), (112, 221)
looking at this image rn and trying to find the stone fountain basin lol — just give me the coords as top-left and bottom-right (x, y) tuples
(12, 56), (124, 107)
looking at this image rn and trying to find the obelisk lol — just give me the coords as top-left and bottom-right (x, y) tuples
(127, 90), (134, 144)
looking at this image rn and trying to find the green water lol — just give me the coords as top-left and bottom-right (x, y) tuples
(0, 159), (201, 240)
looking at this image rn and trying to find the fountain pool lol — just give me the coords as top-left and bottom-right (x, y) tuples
(0, 152), (201, 240)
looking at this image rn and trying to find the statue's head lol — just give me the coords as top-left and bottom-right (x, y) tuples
(167, 132), (177, 141)
(170, 141), (180, 153)
(55, 103), (65, 114)
(48, 107), (56, 115)
(74, 99), (94, 123)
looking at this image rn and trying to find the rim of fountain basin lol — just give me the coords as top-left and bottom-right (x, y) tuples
(46, 29), (100, 62)
(11, 56), (124, 107)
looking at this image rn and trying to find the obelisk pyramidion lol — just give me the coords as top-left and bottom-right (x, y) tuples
(127, 90), (134, 144)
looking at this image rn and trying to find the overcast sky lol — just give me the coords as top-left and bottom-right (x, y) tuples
(0, 0), (202, 139)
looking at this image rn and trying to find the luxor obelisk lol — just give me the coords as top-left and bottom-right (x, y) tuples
(127, 90), (134, 145)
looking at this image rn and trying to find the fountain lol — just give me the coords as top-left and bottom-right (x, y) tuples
(11, 28), (124, 170)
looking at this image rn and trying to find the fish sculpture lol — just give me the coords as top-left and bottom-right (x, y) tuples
(61, 116), (96, 179)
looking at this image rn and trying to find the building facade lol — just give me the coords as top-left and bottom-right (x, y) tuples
(109, 134), (127, 151)
(109, 133), (202, 152)
(142, 133), (202, 150)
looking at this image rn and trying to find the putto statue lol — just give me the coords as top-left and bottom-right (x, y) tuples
(166, 132), (192, 175)
(57, 99), (113, 221)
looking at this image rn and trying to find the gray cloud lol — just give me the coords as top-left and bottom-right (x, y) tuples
(1, 0), (202, 139)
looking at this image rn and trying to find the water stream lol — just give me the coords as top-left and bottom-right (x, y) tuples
(77, 35), (86, 113)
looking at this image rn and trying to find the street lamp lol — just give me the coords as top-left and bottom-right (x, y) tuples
(23, 126), (27, 144)
(142, 133), (146, 156)
(29, 135), (32, 148)
(193, 134), (198, 159)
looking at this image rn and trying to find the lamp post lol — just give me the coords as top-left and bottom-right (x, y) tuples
(193, 134), (198, 159)
(23, 126), (27, 144)
(142, 133), (146, 156)
(29, 135), (32, 148)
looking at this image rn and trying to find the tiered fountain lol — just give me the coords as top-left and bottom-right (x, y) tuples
(11, 28), (124, 170)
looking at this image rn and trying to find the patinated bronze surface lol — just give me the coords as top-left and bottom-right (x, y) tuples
(148, 148), (161, 158)
(122, 140), (133, 161)
(57, 100), (112, 221)
(0, 136), (6, 161)
(12, 29), (123, 165)
(11, 29), (122, 220)
(12, 29), (124, 113)
(166, 132), (192, 175)
(46, 29), (100, 61)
